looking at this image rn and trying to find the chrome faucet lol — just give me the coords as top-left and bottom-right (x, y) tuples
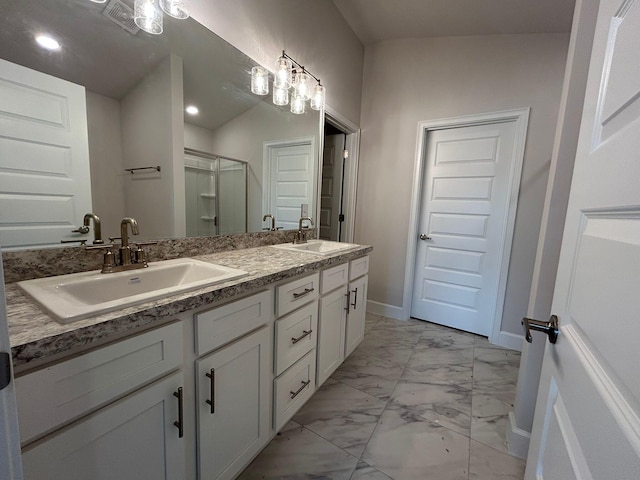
(294, 217), (314, 244)
(83, 213), (104, 245)
(263, 214), (276, 231)
(119, 217), (139, 266)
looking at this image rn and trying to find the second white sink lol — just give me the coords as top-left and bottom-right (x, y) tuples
(18, 258), (248, 323)
(272, 239), (359, 256)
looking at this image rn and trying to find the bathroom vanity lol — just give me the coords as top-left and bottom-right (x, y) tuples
(5, 241), (371, 480)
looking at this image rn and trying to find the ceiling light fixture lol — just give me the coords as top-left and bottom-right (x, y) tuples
(250, 50), (325, 112)
(35, 35), (61, 51)
(185, 105), (199, 115)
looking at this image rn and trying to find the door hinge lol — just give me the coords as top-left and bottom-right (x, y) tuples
(0, 352), (11, 391)
(338, 214), (345, 222)
(343, 149), (349, 159)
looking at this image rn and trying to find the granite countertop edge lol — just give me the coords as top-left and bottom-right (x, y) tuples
(7, 244), (373, 369)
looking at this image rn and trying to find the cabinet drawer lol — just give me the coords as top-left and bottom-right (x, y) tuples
(349, 256), (369, 281)
(195, 290), (273, 356)
(274, 301), (318, 376)
(273, 350), (316, 431)
(276, 272), (320, 317)
(16, 322), (183, 444)
(321, 262), (348, 294)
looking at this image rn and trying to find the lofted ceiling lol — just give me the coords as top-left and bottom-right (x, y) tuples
(333, 0), (577, 46)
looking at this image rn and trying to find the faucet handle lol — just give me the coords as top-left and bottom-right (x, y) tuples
(61, 239), (87, 246)
(71, 226), (90, 234)
(86, 243), (116, 250)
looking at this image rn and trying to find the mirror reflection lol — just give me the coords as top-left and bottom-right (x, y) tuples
(0, 0), (321, 249)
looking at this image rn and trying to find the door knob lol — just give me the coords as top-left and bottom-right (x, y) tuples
(522, 315), (559, 344)
(419, 234), (432, 240)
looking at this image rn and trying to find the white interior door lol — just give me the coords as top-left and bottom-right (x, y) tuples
(526, 0), (640, 477)
(263, 139), (315, 231)
(320, 134), (344, 241)
(0, 253), (23, 479)
(411, 121), (518, 336)
(0, 59), (92, 249)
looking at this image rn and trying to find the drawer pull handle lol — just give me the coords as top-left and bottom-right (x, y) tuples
(173, 387), (184, 438)
(345, 290), (351, 313)
(205, 369), (215, 414)
(291, 330), (313, 344)
(293, 287), (315, 299)
(351, 287), (359, 310)
(290, 379), (311, 399)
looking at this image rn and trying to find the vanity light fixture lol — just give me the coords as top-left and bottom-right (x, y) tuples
(90, 0), (108, 3)
(250, 50), (326, 112)
(160, 0), (189, 19)
(35, 34), (61, 51)
(134, 0), (163, 34)
(185, 105), (199, 115)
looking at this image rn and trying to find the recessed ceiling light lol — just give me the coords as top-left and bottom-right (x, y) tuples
(35, 35), (61, 51)
(185, 105), (199, 115)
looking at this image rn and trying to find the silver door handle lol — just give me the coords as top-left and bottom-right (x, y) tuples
(419, 234), (432, 240)
(522, 315), (559, 344)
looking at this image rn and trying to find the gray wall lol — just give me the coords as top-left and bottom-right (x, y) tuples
(355, 33), (569, 337)
(190, 0), (365, 126)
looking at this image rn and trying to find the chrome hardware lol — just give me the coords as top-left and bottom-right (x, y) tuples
(290, 379), (311, 399)
(205, 369), (215, 414)
(71, 225), (90, 234)
(119, 217), (139, 266)
(293, 216), (314, 244)
(61, 239), (87, 246)
(291, 330), (312, 344)
(173, 387), (184, 438)
(125, 165), (161, 174)
(263, 214), (276, 231)
(293, 287), (315, 299)
(419, 234), (432, 240)
(522, 315), (559, 344)
(345, 290), (351, 313)
(86, 218), (154, 273)
(83, 213), (104, 244)
(351, 287), (358, 309)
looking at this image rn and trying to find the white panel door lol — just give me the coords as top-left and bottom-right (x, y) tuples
(526, 0), (640, 477)
(411, 121), (517, 335)
(0, 254), (23, 479)
(264, 139), (315, 230)
(0, 59), (92, 249)
(320, 134), (344, 241)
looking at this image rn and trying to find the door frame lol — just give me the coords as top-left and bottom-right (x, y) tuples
(402, 108), (530, 346)
(323, 106), (361, 244)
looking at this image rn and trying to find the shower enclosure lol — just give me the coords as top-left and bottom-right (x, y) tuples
(184, 148), (247, 237)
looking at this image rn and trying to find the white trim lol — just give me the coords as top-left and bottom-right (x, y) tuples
(496, 331), (524, 352)
(324, 106), (361, 244)
(402, 108), (530, 341)
(366, 299), (405, 320)
(262, 136), (317, 228)
(507, 411), (531, 459)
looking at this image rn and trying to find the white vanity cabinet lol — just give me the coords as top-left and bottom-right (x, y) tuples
(193, 290), (273, 480)
(17, 323), (186, 480)
(345, 256), (369, 357)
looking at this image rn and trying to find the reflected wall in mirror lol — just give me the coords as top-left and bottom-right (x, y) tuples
(0, 0), (321, 250)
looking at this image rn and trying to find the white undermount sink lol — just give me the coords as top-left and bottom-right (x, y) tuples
(17, 258), (248, 323)
(272, 239), (359, 256)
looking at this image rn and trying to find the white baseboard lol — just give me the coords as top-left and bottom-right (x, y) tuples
(491, 330), (524, 352)
(507, 411), (530, 459)
(366, 300), (406, 320)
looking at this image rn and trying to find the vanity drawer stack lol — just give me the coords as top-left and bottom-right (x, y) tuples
(273, 272), (319, 430)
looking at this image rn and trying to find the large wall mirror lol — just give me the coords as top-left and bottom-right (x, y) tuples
(0, 0), (321, 249)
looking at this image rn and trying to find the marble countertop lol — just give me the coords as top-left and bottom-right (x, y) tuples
(7, 244), (372, 371)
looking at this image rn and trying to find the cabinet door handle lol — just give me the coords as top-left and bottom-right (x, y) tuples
(345, 290), (351, 313)
(290, 379), (311, 399)
(291, 330), (312, 344)
(351, 287), (358, 310)
(293, 287), (315, 299)
(173, 387), (184, 438)
(205, 369), (215, 414)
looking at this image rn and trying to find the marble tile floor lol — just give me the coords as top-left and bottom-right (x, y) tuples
(239, 313), (525, 480)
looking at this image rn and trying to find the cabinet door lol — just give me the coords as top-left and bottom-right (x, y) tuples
(345, 275), (368, 358)
(197, 326), (271, 480)
(21, 371), (185, 480)
(317, 288), (346, 385)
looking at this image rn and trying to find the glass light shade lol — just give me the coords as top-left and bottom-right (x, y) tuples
(290, 93), (306, 115)
(293, 71), (311, 101)
(160, 0), (189, 19)
(274, 56), (293, 89)
(251, 66), (269, 95)
(134, 0), (163, 35)
(273, 85), (289, 106)
(90, 0), (107, 3)
(310, 84), (325, 111)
